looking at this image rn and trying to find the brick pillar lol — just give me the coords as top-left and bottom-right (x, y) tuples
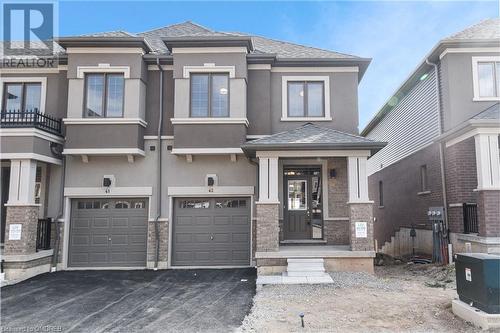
(256, 203), (279, 252)
(477, 190), (500, 237)
(4, 159), (40, 256)
(4, 205), (39, 255)
(348, 202), (374, 251)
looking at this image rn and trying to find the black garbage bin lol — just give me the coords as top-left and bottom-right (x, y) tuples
(455, 253), (500, 314)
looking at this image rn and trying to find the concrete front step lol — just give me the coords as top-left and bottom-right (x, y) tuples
(287, 258), (325, 263)
(287, 265), (325, 272)
(257, 274), (333, 285)
(286, 271), (328, 277)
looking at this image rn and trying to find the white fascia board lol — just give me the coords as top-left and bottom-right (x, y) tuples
(167, 186), (254, 196)
(171, 118), (249, 126)
(248, 64), (271, 70)
(256, 150), (371, 158)
(271, 67), (359, 73)
(0, 153), (62, 165)
(64, 186), (153, 197)
(0, 128), (64, 144)
(171, 148), (243, 155)
(63, 118), (147, 127)
(62, 148), (145, 156)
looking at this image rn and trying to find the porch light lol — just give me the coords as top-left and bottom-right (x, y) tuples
(329, 169), (336, 178)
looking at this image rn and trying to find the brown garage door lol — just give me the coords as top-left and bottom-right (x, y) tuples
(69, 198), (148, 267)
(172, 197), (251, 266)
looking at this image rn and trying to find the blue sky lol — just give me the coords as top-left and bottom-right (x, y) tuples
(59, 1), (498, 130)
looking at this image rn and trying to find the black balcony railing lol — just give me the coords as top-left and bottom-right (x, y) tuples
(36, 218), (52, 251)
(1, 110), (63, 136)
(463, 203), (478, 234)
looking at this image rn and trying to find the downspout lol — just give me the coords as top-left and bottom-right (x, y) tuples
(50, 144), (65, 271)
(154, 56), (164, 269)
(426, 59), (449, 237)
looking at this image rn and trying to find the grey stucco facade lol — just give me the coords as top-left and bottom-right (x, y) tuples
(1, 21), (383, 282)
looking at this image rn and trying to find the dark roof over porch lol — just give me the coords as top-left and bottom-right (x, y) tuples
(241, 123), (386, 156)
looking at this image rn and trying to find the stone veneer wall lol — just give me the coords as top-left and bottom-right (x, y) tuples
(256, 203), (279, 252)
(325, 157), (350, 245)
(4, 205), (39, 255)
(348, 203), (374, 251)
(147, 220), (169, 268)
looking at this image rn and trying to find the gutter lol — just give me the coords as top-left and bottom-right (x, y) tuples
(154, 56), (164, 269)
(425, 58), (449, 237)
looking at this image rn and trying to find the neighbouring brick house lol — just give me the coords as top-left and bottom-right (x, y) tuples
(0, 21), (385, 282)
(362, 19), (500, 256)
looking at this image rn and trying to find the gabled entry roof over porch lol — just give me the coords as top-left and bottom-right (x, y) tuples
(241, 123), (386, 156)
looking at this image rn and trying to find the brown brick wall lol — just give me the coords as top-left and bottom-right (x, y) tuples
(256, 203), (279, 252)
(444, 137), (478, 234)
(348, 203), (374, 251)
(328, 157), (348, 218)
(368, 143), (443, 248)
(4, 205), (39, 255)
(324, 220), (350, 245)
(478, 190), (500, 237)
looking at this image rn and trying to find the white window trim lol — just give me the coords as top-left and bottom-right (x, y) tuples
(0, 77), (47, 114)
(471, 56), (500, 102)
(281, 76), (331, 121)
(183, 65), (236, 79)
(76, 63), (130, 79)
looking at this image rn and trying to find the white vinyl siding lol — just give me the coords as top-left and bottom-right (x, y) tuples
(366, 69), (440, 176)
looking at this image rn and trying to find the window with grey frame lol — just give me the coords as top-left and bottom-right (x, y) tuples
(84, 73), (124, 118)
(2, 82), (41, 114)
(190, 73), (229, 117)
(477, 61), (500, 98)
(287, 81), (324, 117)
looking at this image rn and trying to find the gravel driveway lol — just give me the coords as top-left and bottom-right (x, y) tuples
(238, 264), (480, 332)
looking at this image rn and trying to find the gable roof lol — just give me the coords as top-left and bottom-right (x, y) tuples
(361, 18), (500, 136)
(241, 123), (386, 155)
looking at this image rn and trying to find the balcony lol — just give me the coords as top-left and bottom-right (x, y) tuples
(1, 110), (63, 136)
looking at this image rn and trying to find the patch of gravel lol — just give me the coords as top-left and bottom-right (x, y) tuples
(328, 271), (405, 291)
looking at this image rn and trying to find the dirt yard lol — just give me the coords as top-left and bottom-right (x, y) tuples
(238, 263), (487, 333)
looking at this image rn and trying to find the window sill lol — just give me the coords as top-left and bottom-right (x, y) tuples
(280, 117), (333, 122)
(417, 191), (431, 196)
(378, 206), (385, 209)
(171, 118), (249, 126)
(472, 97), (500, 102)
(63, 118), (147, 127)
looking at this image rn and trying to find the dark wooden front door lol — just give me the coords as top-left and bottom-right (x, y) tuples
(284, 167), (323, 240)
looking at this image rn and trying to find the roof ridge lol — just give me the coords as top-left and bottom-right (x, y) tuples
(251, 34), (361, 59)
(137, 20), (213, 35)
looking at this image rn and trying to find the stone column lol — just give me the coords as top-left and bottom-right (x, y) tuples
(4, 159), (39, 256)
(256, 156), (280, 252)
(347, 156), (374, 251)
(474, 133), (500, 238)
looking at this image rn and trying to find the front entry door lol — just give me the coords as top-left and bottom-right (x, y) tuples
(284, 167), (323, 240)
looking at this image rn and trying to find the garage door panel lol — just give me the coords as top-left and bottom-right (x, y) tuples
(172, 197), (250, 267)
(92, 218), (109, 228)
(69, 198), (147, 268)
(232, 233), (249, 243)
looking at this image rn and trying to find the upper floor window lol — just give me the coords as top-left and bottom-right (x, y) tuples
(472, 57), (500, 101)
(2, 82), (41, 113)
(190, 73), (229, 117)
(281, 76), (331, 121)
(85, 73), (124, 118)
(288, 81), (324, 117)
